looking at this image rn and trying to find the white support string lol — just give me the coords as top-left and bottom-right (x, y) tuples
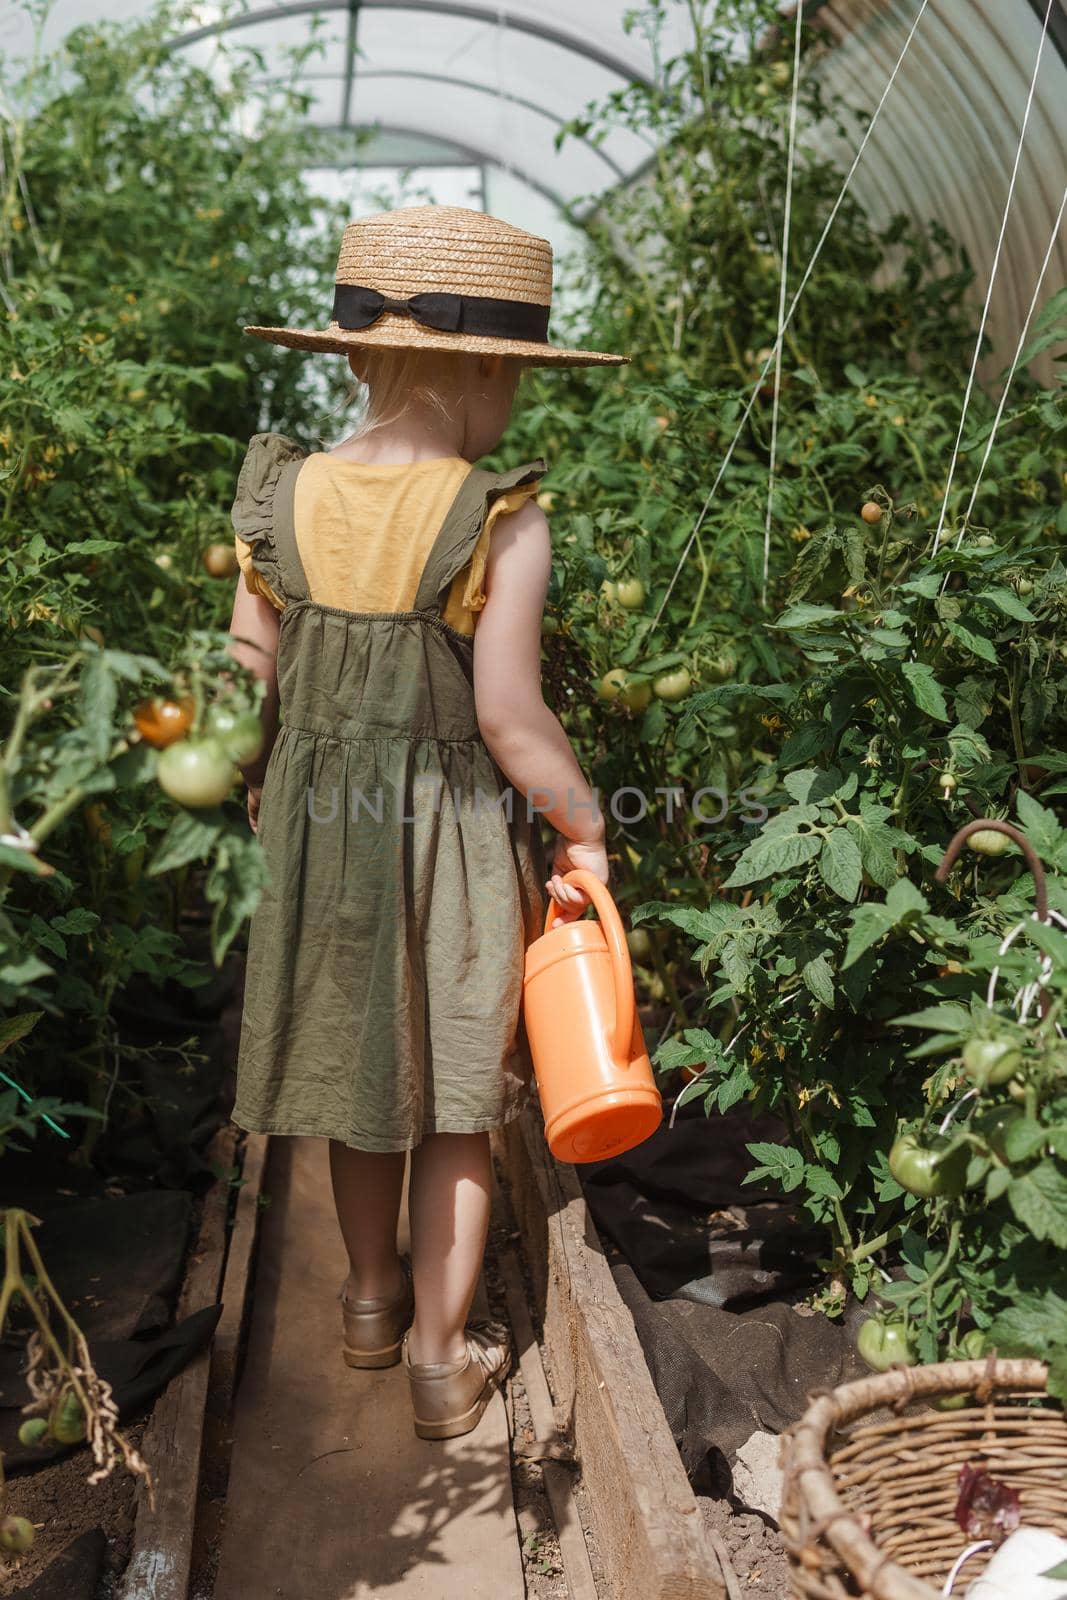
(762, 3), (804, 608)
(950, 179), (1067, 550)
(652, 0), (933, 630)
(931, 0), (1055, 557)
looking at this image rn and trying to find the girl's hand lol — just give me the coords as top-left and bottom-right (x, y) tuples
(546, 834), (609, 922)
(247, 785), (262, 834)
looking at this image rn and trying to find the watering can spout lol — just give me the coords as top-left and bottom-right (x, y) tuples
(523, 870), (663, 1164)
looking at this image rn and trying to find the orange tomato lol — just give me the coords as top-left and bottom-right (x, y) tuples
(133, 696), (195, 749)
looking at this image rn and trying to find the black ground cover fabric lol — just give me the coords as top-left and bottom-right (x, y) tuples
(579, 1100), (868, 1482)
(9, 1527), (107, 1600)
(103, 955), (239, 1184)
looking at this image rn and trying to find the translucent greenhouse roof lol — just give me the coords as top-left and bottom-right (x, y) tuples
(3, 1), (1065, 375)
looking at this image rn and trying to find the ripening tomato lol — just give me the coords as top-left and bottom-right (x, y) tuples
(652, 668), (692, 702)
(860, 501), (883, 525)
(962, 1036), (1022, 1088)
(133, 696), (195, 749)
(888, 1132), (968, 1199)
(967, 828), (1012, 857)
(206, 707), (264, 765)
(616, 578), (646, 609)
(202, 542), (240, 579)
(157, 739), (237, 809)
(857, 1318), (916, 1372)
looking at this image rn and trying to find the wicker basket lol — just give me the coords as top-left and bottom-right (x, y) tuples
(780, 1357), (1067, 1598)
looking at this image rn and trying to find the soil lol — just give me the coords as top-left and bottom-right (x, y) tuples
(0, 1421), (146, 1598)
(699, 1495), (792, 1597)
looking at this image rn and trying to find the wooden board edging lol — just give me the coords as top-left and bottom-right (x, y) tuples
(120, 1125), (236, 1600)
(494, 1108), (725, 1600)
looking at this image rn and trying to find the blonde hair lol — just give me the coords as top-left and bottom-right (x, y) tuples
(347, 346), (524, 440)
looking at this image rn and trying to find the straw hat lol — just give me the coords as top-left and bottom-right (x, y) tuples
(243, 204), (627, 368)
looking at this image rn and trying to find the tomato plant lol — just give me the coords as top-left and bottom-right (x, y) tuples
(497, 0), (1067, 1377)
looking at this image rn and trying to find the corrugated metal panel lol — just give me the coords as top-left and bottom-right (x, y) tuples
(807, 0), (1067, 380)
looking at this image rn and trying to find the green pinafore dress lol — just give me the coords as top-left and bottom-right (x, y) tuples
(231, 436), (548, 1153)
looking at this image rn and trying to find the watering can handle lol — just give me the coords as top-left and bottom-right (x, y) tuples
(543, 869), (636, 1066)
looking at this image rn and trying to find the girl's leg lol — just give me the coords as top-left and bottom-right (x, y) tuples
(328, 1140), (407, 1301)
(406, 1130), (492, 1365)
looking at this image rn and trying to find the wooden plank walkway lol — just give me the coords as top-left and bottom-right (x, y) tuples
(214, 1137), (524, 1600)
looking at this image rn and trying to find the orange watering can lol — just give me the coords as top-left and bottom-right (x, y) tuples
(523, 869), (663, 1164)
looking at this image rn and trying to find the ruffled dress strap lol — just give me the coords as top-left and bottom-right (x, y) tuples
(231, 432), (310, 611)
(413, 458), (546, 617)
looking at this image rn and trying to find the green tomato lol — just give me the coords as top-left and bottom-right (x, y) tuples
(206, 706), (264, 765)
(0, 1517), (34, 1553)
(856, 1318), (916, 1372)
(540, 614), (560, 636)
(622, 677), (652, 712)
(1016, 577), (1034, 597)
(616, 578), (646, 609)
(157, 739), (237, 809)
(705, 648), (738, 683)
(627, 928), (653, 960)
(50, 1389), (86, 1445)
(934, 1391), (970, 1410)
(976, 534), (995, 550)
(17, 1418), (48, 1448)
(962, 1036), (1022, 1087)
(968, 827), (1012, 856)
(888, 1132), (969, 1199)
(652, 667), (692, 702)
(599, 580), (618, 604)
(959, 1329), (987, 1359)
(597, 668), (651, 712)
(1007, 1076), (1029, 1104)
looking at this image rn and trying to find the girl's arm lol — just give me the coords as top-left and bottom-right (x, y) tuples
(226, 581), (281, 832)
(473, 498), (608, 918)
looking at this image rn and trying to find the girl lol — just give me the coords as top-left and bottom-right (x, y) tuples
(226, 205), (627, 1441)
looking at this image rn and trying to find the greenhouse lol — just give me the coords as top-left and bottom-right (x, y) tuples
(0, 0), (1065, 1595)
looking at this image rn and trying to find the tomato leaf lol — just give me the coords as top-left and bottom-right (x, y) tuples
(819, 827), (862, 901)
(743, 1141), (805, 1193)
(900, 660), (949, 721)
(724, 823), (822, 888)
(978, 585), (1036, 623)
(802, 953), (836, 1006)
(1007, 1160), (1067, 1248)
(842, 904), (894, 968)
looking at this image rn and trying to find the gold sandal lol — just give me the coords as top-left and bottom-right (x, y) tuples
(340, 1257), (414, 1369)
(402, 1318), (512, 1439)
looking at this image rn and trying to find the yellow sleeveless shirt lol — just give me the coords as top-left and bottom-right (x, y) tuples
(234, 453), (540, 634)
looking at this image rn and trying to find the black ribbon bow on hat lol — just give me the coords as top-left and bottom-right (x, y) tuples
(332, 282), (550, 343)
